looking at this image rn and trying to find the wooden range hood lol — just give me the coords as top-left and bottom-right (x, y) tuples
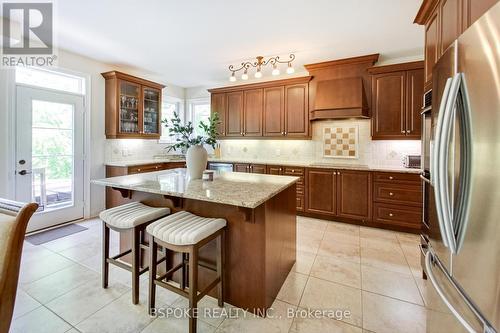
(305, 54), (379, 120)
(311, 77), (369, 119)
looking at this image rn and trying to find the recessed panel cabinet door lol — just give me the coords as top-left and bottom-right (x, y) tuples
(425, 10), (439, 85)
(211, 93), (226, 136)
(465, 0), (498, 28)
(306, 169), (336, 215)
(263, 86), (285, 137)
(440, 0), (462, 54)
(406, 69), (424, 139)
(372, 72), (406, 139)
(226, 91), (244, 136)
(285, 84), (309, 137)
(243, 89), (263, 136)
(336, 170), (371, 221)
(234, 163), (249, 172)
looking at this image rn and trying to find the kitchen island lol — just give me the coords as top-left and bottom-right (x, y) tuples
(92, 168), (298, 313)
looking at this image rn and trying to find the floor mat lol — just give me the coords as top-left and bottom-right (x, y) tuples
(25, 224), (88, 245)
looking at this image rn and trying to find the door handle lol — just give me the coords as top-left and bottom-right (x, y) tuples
(425, 251), (493, 333)
(18, 170), (32, 176)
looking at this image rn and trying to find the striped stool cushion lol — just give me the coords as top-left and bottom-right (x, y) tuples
(146, 211), (226, 246)
(99, 202), (170, 229)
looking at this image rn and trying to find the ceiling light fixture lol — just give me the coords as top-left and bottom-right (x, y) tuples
(228, 54), (295, 82)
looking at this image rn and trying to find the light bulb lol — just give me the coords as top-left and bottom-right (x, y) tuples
(272, 66), (280, 76)
(241, 72), (248, 80)
(229, 73), (236, 82)
(286, 64), (295, 74)
(254, 70), (262, 78)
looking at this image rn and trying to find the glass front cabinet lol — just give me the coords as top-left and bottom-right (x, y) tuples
(102, 71), (165, 139)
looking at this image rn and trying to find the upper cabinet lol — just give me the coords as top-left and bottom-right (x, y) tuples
(368, 62), (424, 140)
(415, 0), (498, 90)
(208, 76), (312, 139)
(102, 71), (165, 139)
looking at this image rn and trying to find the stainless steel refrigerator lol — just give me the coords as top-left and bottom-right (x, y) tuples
(422, 2), (500, 332)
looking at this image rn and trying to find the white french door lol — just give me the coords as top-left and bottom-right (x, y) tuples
(15, 85), (85, 232)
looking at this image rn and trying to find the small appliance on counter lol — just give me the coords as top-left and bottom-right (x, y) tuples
(403, 155), (421, 169)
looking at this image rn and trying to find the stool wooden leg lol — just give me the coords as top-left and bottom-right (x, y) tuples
(102, 222), (110, 289)
(132, 227), (140, 305)
(148, 238), (158, 315)
(216, 230), (225, 307)
(180, 253), (187, 290)
(188, 248), (198, 333)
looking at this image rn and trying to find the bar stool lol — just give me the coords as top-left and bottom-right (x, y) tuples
(146, 211), (226, 333)
(100, 201), (170, 304)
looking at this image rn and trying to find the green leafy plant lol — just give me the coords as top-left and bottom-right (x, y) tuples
(162, 112), (220, 153)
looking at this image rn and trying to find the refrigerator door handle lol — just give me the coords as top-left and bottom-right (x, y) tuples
(453, 73), (473, 253)
(433, 77), (453, 248)
(425, 251), (495, 333)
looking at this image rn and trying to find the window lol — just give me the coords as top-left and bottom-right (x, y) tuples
(16, 67), (85, 95)
(160, 96), (184, 143)
(188, 99), (211, 137)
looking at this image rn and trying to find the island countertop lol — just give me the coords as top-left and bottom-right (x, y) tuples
(92, 168), (299, 209)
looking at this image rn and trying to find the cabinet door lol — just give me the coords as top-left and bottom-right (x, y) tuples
(226, 91), (244, 136)
(211, 93), (226, 137)
(425, 9), (439, 85)
(336, 170), (371, 221)
(233, 163), (249, 173)
(142, 87), (161, 136)
(118, 80), (141, 135)
(406, 69), (424, 139)
(243, 89), (263, 137)
(306, 169), (336, 215)
(464, 0), (498, 28)
(263, 86), (285, 137)
(372, 72), (406, 139)
(267, 165), (283, 175)
(250, 164), (267, 174)
(284, 84), (309, 137)
(440, 0), (462, 54)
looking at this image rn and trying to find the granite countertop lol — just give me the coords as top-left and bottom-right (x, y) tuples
(92, 168), (299, 209)
(105, 157), (421, 174)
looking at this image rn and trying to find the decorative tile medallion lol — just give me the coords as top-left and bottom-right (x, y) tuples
(323, 126), (359, 159)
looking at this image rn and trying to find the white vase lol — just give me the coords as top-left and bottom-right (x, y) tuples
(186, 145), (208, 179)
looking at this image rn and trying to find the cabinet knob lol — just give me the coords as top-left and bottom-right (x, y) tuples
(389, 192), (394, 196)
(333, 172), (337, 175)
(137, 168), (141, 172)
(389, 213), (394, 217)
(279, 168), (282, 171)
(155, 166), (159, 169)
(223, 132), (226, 135)
(284, 131), (287, 135)
(389, 176), (393, 180)
(407, 130), (411, 134)
(291, 169), (295, 173)
(281, 131), (285, 135)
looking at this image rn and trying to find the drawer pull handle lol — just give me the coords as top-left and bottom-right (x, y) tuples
(137, 168), (141, 172)
(389, 192), (394, 196)
(389, 213), (394, 217)
(389, 176), (394, 180)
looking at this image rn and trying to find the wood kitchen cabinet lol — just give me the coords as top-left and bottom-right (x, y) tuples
(211, 93), (227, 137)
(226, 91), (244, 137)
(243, 89), (263, 136)
(102, 71), (165, 139)
(307, 169), (336, 215)
(233, 163), (266, 174)
(368, 62), (424, 140)
(282, 167), (305, 212)
(266, 165), (283, 175)
(336, 170), (372, 221)
(208, 76), (312, 139)
(415, 0), (497, 90)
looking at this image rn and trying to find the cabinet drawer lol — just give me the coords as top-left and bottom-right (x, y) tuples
(374, 183), (422, 206)
(283, 167), (305, 185)
(296, 194), (304, 212)
(128, 164), (164, 174)
(296, 185), (304, 195)
(373, 172), (420, 184)
(373, 203), (422, 229)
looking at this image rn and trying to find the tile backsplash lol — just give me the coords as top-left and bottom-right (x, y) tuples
(105, 119), (421, 168)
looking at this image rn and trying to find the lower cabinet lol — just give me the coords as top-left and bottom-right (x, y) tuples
(233, 163), (267, 174)
(283, 167), (305, 212)
(336, 170), (372, 221)
(306, 169), (336, 215)
(306, 169), (371, 221)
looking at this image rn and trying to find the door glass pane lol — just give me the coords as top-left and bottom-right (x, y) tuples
(143, 88), (160, 134)
(31, 100), (74, 211)
(193, 103), (210, 136)
(119, 81), (140, 133)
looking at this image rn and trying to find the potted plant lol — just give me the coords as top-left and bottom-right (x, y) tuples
(162, 112), (219, 179)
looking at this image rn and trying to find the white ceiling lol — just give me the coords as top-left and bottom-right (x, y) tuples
(55, 0), (424, 88)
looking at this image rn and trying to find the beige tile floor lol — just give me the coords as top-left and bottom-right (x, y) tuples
(10, 216), (466, 333)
